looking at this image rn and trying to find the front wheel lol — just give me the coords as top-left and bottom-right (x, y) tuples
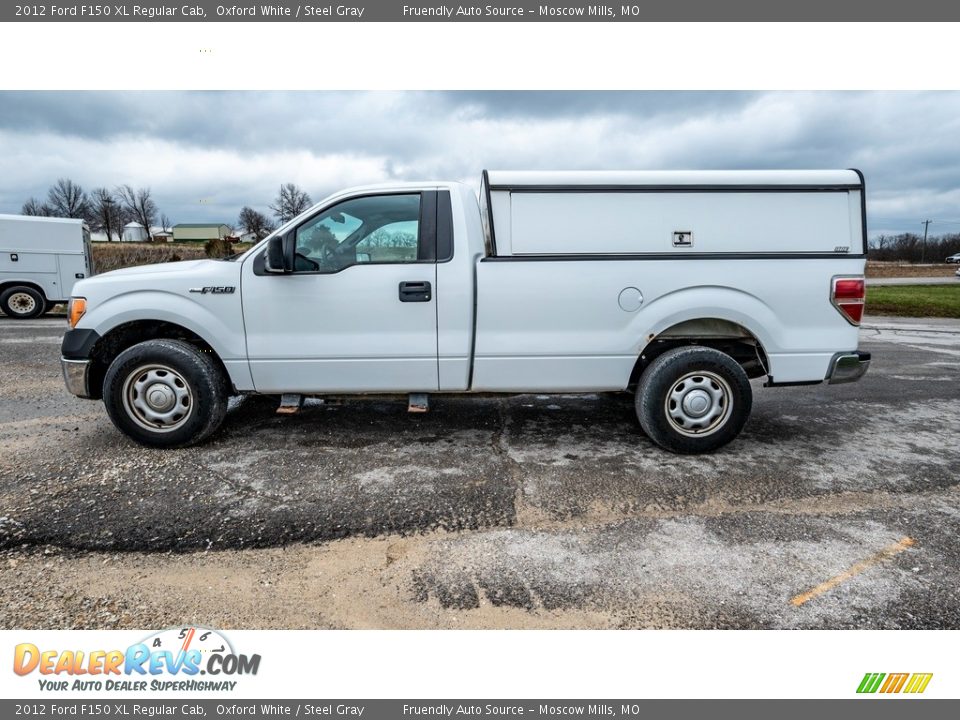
(635, 346), (752, 454)
(103, 339), (229, 448)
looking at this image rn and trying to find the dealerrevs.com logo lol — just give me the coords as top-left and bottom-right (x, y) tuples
(857, 673), (933, 694)
(13, 627), (261, 692)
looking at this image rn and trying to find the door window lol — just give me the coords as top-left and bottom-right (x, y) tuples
(294, 194), (421, 272)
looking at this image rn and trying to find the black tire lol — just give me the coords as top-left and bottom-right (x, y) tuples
(0, 286), (46, 319)
(102, 339), (229, 448)
(635, 346), (752, 454)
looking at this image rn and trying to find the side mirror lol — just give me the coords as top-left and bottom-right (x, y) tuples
(264, 233), (295, 273)
(356, 252), (371, 263)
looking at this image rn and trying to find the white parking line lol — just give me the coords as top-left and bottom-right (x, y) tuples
(0, 336), (62, 344)
(0, 323), (66, 330)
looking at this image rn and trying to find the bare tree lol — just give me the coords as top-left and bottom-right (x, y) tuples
(46, 178), (91, 220)
(117, 185), (159, 241)
(112, 203), (132, 242)
(160, 214), (172, 233)
(237, 206), (275, 241)
(269, 183), (312, 224)
(21, 197), (52, 216)
(89, 187), (122, 242)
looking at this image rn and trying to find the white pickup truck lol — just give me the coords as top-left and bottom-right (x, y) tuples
(61, 170), (870, 453)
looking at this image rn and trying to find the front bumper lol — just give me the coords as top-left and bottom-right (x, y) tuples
(826, 351), (871, 384)
(61, 357), (93, 398)
(60, 327), (101, 399)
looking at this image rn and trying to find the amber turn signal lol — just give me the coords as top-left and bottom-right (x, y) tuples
(68, 297), (87, 328)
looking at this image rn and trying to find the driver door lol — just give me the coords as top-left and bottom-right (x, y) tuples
(240, 191), (439, 393)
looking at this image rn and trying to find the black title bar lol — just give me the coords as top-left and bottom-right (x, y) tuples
(5, 0), (958, 21)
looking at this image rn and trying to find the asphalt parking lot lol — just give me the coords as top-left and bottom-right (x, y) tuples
(0, 315), (958, 629)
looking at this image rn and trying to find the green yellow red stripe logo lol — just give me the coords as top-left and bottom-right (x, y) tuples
(857, 673), (932, 694)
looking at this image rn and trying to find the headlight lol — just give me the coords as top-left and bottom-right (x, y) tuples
(67, 297), (87, 328)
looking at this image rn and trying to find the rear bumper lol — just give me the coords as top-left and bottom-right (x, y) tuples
(61, 358), (93, 398)
(826, 351), (871, 384)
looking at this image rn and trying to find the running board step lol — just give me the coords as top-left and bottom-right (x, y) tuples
(276, 394), (304, 415)
(408, 393), (429, 413)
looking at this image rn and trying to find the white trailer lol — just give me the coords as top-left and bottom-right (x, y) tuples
(0, 214), (94, 318)
(60, 170), (870, 453)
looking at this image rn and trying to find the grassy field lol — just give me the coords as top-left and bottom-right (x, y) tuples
(867, 284), (960, 318)
(866, 261), (957, 278)
(92, 241), (253, 274)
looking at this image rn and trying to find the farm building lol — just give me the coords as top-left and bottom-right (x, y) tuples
(173, 223), (231, 242)
(121, 222), (149, 242)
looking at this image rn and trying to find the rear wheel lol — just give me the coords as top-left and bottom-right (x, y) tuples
(0, 286), (45, 319)
(103, 339), (229, 448)
(635, 346), (752, 454)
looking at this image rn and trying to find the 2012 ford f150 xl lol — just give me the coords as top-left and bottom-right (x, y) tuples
(60, 170), (870, 453)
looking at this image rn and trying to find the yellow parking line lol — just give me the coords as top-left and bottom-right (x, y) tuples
(790, 537), (915, 607)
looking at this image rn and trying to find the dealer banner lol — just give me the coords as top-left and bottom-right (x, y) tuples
(4, 0), (959, 22)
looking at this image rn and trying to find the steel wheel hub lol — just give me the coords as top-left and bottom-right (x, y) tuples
(9, 292), (36, 314)
(145, 383), (177, 412)
(122, 364), (193, 432)
(681, 388), (711, 417)
(665, 371), (733, 437)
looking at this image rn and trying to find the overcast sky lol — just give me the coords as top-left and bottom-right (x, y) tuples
(1, 91), (959, 238)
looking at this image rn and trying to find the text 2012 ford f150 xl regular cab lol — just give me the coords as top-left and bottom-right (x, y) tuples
(60, 170), (870, 453)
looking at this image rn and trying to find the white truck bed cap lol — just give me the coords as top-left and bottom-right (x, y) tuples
(485, 169), (863, 188)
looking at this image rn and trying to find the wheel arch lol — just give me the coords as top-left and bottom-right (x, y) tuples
(0, 280), (47, 297)
(86, 319), (232, 400)
(629, 315), (771, 388)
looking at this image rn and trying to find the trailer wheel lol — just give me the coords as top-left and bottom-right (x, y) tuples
(103, 339), (229, 448)
(635, 346), (752, 454)
(0, 286), (46, 319)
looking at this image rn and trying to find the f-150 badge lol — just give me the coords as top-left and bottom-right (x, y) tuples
(189, 286), (235, 294)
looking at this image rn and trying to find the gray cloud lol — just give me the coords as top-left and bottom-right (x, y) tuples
(1, 91), (959, 237)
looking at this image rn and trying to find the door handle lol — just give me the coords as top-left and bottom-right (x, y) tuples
(399, 281), (431, 302)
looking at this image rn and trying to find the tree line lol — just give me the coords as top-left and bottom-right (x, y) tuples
(23, 179), (166, 243)
(869, 232), (960, 263)
(21, 179), (314, 243)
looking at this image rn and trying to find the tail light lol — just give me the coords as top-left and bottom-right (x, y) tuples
(831, 277), (865, 325)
